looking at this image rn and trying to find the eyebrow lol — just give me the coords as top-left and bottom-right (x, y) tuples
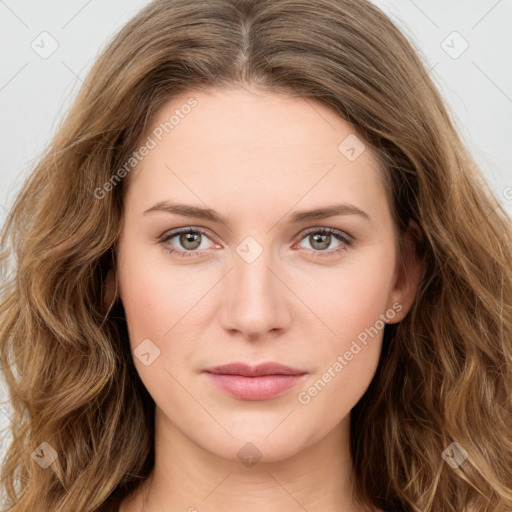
(143, 201), (371, 224)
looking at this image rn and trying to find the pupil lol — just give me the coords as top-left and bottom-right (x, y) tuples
(181, 232), (200, 249)
(312, 233), (329, 250)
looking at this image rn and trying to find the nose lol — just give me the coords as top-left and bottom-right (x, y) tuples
(219, 243), (295, 341)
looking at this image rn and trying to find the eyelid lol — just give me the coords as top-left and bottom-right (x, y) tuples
(159, 226), (218, 247)
(296, 226), (353, 244)
(159, 225), (352, 243)
(159, 225), (354, 260)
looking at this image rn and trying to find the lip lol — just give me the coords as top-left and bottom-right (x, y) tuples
(203, 362), (306, 377)
(203, 362), (308, 401)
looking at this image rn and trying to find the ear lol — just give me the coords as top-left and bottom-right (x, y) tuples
(386, 218), (423, 324)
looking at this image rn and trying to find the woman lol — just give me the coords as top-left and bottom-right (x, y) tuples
(1, 0), (511, 511)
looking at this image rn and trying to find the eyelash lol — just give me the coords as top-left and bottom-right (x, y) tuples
(159, 226), (353, 259)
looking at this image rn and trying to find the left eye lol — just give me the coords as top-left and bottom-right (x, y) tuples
(159, 226), (353, 259)
(296, 227), (352, 257)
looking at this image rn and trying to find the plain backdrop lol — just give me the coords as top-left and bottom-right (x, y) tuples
(1, 0), (511, 461)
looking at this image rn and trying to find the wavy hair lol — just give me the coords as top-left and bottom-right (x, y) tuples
(1, 0), (511, 510)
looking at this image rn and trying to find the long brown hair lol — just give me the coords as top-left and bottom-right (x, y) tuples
(1, 0), (511, 510)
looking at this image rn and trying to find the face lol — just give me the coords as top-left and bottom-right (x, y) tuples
(112, 86), (419, 463)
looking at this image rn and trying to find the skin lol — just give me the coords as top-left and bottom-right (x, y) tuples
(109, 86), (422, 512)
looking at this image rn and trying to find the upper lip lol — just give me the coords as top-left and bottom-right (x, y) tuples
(203, 362), (307, 377)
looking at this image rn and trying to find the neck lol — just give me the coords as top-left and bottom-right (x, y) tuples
(122, 407), (369, 512)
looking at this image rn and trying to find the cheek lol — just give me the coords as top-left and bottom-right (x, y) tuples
(119, 269), (173, 345)
(117, 244), (213, 386)
(295, 270), (392, 422)
(305, 246), (395, 347)
(118, 239), (201, 343)
(117, 258), (194, 410)
(295, 249), (395, 402)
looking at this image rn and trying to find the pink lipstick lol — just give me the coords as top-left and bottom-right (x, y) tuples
(203, 362), (307, 400)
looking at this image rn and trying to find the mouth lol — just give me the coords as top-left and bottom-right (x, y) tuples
(202, 362), (308, 401)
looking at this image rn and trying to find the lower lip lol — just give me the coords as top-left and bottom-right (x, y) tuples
(204, 372), (307, 400)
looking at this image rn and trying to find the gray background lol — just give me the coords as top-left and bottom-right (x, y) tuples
(1, 0), (511, 461)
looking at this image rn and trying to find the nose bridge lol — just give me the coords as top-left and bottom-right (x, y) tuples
(220, 234), (291, 336)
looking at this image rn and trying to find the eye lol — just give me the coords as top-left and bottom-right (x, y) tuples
(159, 227), (217, 258)
(159, 226), (353, 259)
(294, 227), (352, 258)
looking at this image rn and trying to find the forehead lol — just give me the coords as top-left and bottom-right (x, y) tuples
(124, 87), (389, 219)
(144, 86), (371, 160)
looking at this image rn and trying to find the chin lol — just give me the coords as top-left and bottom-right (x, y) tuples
(185, 421), (312, 466)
